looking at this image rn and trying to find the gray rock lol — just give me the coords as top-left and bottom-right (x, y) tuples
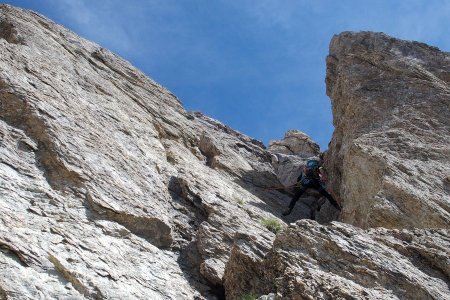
(268, 130), (320, 157)
(0, 4), (287, 299)
(225, 220), (450, 300)
(269, 131), (340, 224)
(257, 293), (275, 300)
(2, 5), (450, 300)
(326, 31), (450, 229)
(224, 32), (450, 300)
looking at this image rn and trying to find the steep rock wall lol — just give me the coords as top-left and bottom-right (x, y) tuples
(326, 32), (450, 229)
(2, 5), (450, 300)
(0, 5), (294, 299)
(269, 131), (339, 224)
(224, 32), (450, 300)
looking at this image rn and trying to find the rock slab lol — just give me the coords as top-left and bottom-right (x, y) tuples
(2, 5), (450, 300)
(0, 4), (290, 299)
(224, 220), (450, 300)
(326, 31), (450, 229)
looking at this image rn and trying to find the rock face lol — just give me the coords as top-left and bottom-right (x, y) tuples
(269, 131), (339, 225)
(326, 32), (450, 229)
(225, 220), (450, 300)
(224, 32), (450, 299)
(269, 130), (319, 187)
(268, 130), (320, 158)
(1, 5), (450, 300)
(0, 5), (291, 299)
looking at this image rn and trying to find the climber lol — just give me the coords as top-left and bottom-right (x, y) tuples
(282, 156), (342, 217)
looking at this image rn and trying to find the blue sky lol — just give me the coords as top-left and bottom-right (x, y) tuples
(4, 1), (450, 149)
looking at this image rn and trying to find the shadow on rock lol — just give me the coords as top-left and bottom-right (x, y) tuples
(235, 168), (341, 224)
(233, 169), (291, 215)
(176, 241), (225, 300)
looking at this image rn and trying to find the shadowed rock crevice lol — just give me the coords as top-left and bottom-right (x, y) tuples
(177, 241), (227, 300)
(234, 169), (293, 218)
(0, 285), (7, 300)
(168, 176), (209, 233)
(0, 244), (28, 268)
(168, 177), (228, 299)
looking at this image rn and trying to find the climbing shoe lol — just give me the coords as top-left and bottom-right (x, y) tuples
(282, 208), (293, 216)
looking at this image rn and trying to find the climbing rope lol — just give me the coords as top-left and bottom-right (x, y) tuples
(262, 183), (298, 191)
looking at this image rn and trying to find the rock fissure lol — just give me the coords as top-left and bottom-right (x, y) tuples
(0, 285), (7, 300)
(84, 192), (173, 249)
(167, 176), (231, 299)
(0, 243), (28, 268)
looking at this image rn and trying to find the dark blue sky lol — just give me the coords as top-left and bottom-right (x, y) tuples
(4, 1), (450, 149)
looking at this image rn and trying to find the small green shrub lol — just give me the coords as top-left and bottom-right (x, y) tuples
(234, 197), (245, 206)
(231, 193), (246, 206)
(259, 217), (284, 234)
(241, 291), (257, 300)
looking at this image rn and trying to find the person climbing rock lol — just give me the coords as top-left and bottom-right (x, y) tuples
(282, 156), (341, 217)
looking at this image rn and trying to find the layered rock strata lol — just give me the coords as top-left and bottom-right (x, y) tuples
(326, 32), (450, 229)
(224, 220), (450, 300)
(0, 5), (292, 299)
(2, 5), (450, 300)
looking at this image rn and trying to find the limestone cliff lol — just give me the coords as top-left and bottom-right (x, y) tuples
(326, 31), (450, 229)
(1, 4), (449, 300)
(224, 32), (450, 300)
(0, 5), (290, 299)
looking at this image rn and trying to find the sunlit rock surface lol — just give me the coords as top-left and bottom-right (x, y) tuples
(268, 130), (320, 158)
(224, 32), (450, 299)
(0, 5), (289, 299)
(225, 220), (450, 300)
(326, 31), (450, 229)
(1, 5), (449, 300)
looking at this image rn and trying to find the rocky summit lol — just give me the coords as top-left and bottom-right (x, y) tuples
(0, 4), (449, 300)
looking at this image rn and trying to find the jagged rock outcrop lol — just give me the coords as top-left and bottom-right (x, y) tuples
(2, 5), (450, 300)
(224, 32), (450, 299)
(268, 130), (320, 158)
(0, 5), (293, 299)
(224, 220), (450, 300)
(326, 31), (450, 229)
(268, 130), (319, 187)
